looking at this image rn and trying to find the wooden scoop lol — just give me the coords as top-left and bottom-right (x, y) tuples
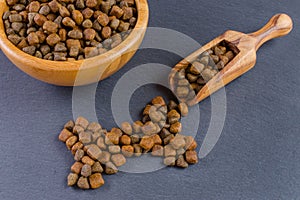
(169, 14), (293, 106)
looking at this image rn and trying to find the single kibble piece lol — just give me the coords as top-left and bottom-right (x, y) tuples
(176, 155), (189, 168)
(111, 154), (126, 167)
(163, 134), (175, 145)
(120, 135), (131, 145)
(68, 29), (83, 39)
(59, 128), (73, 142)
(79, 131), (92, 144)
(164, 145), (176, 157)
(6, 0), (18, 6)
(178, 103), (189, 117)
(130, 134), (140, 144)
(28, 1), (40, 13)
(43, 20), (58, 33)
(98, 151), (111, 164)
(170, 134), (186, 150)
(152, 145), (164, 157)
(105, 162), (118, 175)
(89, 173), (105, 189)
(122, 7), (133, 20)
(75, 0), (85, 9)
(151, 96), (166, 106)
(97, 12), (109, 26)
(62, 17), (76, 28)
(66, 135), (78, 150)
(91, 162), (103, 173)
(152, 134), (162, 145)
(140, 136), (154, 150)
(81, 164), (92, 177)
(143, 105), (152, 115)
(97, 137), (107, 150)
(149, 110), (162, 123)
(8, 34), (21, 45)
(86, 0), (98, 8)
(132, 121), (143, 133)
(59, 6), (70, 17)
(185, 136), (198, 151)
(118, 21), (130, 32)
(185, 150), (198, 164)
(54, 43), (67, 52)
(82, 8), (94, 19)
(73, 125), (84, 134)
(27, 32), (39, 46)
(101, 26), (112, 39)
(77, 176), (90, 189)
(110, 18), (120, 30)
(110, 6), (124, 18)
(177, 148), (186, 156)
(177, 79), (189, 86)
(87, 122), (102, 133)
(168, 100), (178, 110)
(108, 145), (121, 154)
(72, 10), (83, 25)
(142, 121), (157, 136)
(121, 122), (132, 135)
(82, 19), (93, 28)
(87, 144), (102, 160)
(160, 128), (171, 139)
(67, 173), (78, 186)
(46, 33), (60, 46)
(190, 62), (205, 75)
(105, 131), (120, 145)
(121, 145), (134, 157)
(74, 149), (85, 161)
(164, 157), (176, 166)
(167, 109), (181, 124)
(11, 22), (23, 32)
(170, 122), (182, 133)
(176, 87), (189, 98)
(92, 131), (101, 142)
(71, 161), (84, 174)
(75, 116), (89, 129)
(39, 5), (50, 15)
(132, 144), (142, 157)
(82, 156), (95, 166)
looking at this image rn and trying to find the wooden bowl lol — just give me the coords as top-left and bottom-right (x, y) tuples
(0, 0), (149, 86)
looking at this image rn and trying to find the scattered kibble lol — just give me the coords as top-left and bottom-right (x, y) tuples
(59, 96), (199, 190)
(2, 0), (137, 60)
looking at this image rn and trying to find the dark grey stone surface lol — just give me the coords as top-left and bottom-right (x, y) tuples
(0, 0), (299, 199)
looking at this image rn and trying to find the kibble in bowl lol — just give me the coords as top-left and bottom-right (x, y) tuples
(0, 0), (149, 86)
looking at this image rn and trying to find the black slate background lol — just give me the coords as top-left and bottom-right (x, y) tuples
(0, 0), (300, 199)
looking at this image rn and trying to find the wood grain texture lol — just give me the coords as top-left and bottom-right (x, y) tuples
(169, 14), (293, 106)
(0, 0), (149, 86)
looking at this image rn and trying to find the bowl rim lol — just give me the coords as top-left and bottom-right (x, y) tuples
(0, 0), (149, 72)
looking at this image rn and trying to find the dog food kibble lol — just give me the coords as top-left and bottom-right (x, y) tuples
(89, 173), (105, 189)
(2, 0), (137, 60)
(92, 162), (103, 173)
(77, 176), (90, 189)
(59, 96), (199, 189)
(185, 150), (199, 164)
(81, 164), (92, 177)
(173, 41), (239, 103)
(71, 161), (84, 174)
(111, 154), (126, 167)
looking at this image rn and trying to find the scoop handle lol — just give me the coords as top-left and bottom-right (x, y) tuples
(248, 14), (293, 50)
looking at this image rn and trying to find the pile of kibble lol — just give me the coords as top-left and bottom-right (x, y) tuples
(59, 96), (198, 189)
(174, 41), (238, 100)
(3, 0), (137, 60)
